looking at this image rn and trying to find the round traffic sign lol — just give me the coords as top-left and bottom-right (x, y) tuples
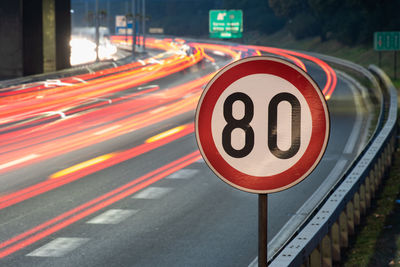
(195, 56), (330, 194)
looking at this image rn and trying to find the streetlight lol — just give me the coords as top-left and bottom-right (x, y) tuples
(95, 0), (100, 62)
(142, 0), (146, 51)
(132, 0), (136, 56)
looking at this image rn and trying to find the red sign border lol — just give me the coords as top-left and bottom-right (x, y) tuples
(195, 56), (330, 194)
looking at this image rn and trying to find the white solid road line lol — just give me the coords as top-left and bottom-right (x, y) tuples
(343, 80), (363, 155)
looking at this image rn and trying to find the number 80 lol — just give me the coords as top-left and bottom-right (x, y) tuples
(222, 92), (301, 159)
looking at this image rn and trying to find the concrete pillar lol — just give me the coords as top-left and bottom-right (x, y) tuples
(55, 0), (71, 70)
(22, 0), (44, 76)
(0, 0), (23, 79)
(0, 0), (70, 79)
(43, 0), (56, 73)
(42, 0), (71, 72)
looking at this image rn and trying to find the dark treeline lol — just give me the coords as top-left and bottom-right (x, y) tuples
(147, 0), (285, 37)
(72, 0), (400, 46)
(269, 0), (400, 44)
(147, 0), (400, 45)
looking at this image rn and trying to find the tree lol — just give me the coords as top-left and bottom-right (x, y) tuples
(268, 0), (308, 18)
(222, 0), (285, 34)
(268, 0), (322, 40)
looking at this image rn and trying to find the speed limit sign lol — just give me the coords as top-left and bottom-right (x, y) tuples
(195, 56), (330, 194)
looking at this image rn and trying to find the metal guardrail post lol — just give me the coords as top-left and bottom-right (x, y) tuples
(346, 201), (355, 235)
(369, 169), (376, 198)
(359, 185), (366, 215)
(378, 156), (384, 183)
(330, 222), (340, 262)
(353, 192), (361, 225)
(365, 176), (371, 208)
(309, 245), (322, 267)
(321, 235), (332, 267)
(339, 212), (348, 248)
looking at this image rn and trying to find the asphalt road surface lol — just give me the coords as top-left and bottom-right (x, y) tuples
(0, 40), (375, 266)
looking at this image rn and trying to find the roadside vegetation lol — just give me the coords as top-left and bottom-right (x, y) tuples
(341, 146), (400, 267)
(244, 28), (400, 82)
(145, 0), (400, 46)
(145, 0), (400, 82)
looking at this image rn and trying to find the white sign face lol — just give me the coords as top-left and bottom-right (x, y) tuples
(211, 73), (312, 177)
(116, 15), (127, 27)
(195, 56), (330, 194)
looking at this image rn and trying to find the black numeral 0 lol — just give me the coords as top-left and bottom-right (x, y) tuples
(222, 92), (255, 158)
(268, 92), (301, 159)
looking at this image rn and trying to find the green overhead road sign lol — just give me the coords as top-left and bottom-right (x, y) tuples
(209, 10), (243, 39)
(374, 32), (400, 51)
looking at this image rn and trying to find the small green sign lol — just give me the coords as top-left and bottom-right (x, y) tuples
(209, 10), (243, 39)
(374, 32), (400, 51)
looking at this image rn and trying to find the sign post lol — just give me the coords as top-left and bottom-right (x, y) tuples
(195, 56), (330, 266)
(259, 194), (268, 266)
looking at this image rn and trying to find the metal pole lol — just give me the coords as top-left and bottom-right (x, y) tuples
(132, 0), (136, 56)
(142, 0), (146, 51)
(85, 1), (89, 27)
(95, 0), (100, 62)
(379, 52), (382, 68)
(258, 194), (268, 267)
(124, 1), (128, 43)
(394, 51), (397, 80)
(107, 0), (111, 34)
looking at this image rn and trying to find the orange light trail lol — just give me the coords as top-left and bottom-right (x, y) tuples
(248, 45), (337, 100)
(0, 39), (340, 259)
(0, 38), (337, 212)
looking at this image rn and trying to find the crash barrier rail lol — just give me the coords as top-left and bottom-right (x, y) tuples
(269, 64), (398, 266)
(0, 48), (150, 89)
(0, 60), (122, 89)
(259, 56), (385, 265)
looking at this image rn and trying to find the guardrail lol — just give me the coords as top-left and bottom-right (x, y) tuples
(269, 64), (398, 266)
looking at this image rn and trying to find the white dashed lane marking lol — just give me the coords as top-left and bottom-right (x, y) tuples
(26, 238), (90, 257)
(132, 187), (172, 199)
(86, 209), (138, 224)
(167, 169), (199, 179)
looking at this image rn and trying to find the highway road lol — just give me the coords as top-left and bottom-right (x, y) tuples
(0, 38), (376, 266)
